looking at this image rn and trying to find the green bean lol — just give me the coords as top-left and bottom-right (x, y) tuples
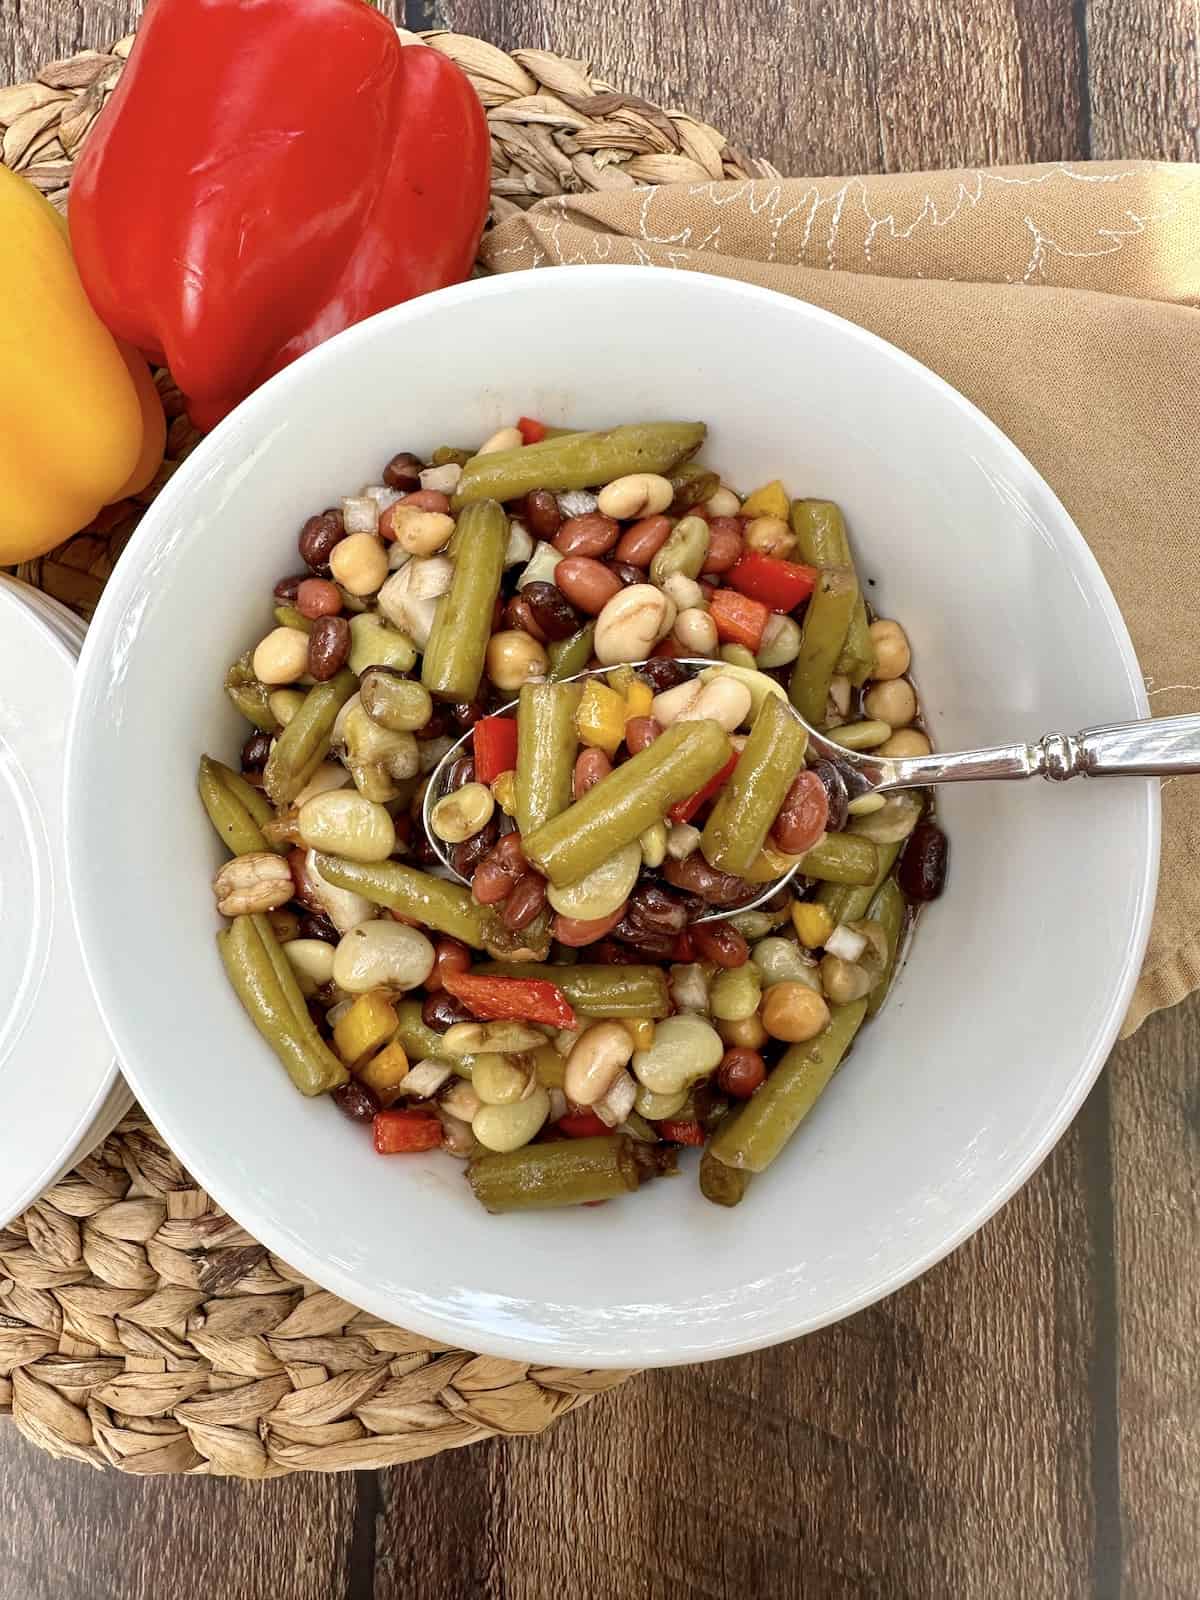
(391, 999), (468, 1076)
(816, 839), (901, 923)
(467, 1135), (678, 1213)
(701, 695), (807, 875)
(420, 500), (508, 702)
(198, 756), (273, 856)
(649, 515), (710, 585)
(865, 878), (907, 1017)
(452, 422), (706, 510)
(668, 461), (720, 515)
(790, 500), (875, 685)
(248, 912), (314, 1036)
(515, 682), (581, 837)
(218, 916), (348, 1097)
(312, 854), (487, 947)
(262, 669), (358, 806)
(224, 651), (279, 733)
(706, 998), (868, 1176)
(432, 445), (473, 467)
(475, 962), (671, 1018)
(699, 1148), (752, 1207)
(839, 595), (875, 686)
(547, 623), (596, 682)
(797, 831), (879, 885)
(522, 719), (732, 887)
(788, 566), (857, 726)
(274, 604), (312, 634)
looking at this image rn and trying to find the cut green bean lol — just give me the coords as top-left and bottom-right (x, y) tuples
(467, 1135), (678, 1213)
(263, 669), (357, 807)
(668, 461), (720, 515)
(701, 695), (807, 875)
(224, 651), (279, 733)
(312, 854), (487, 947)
(516, 682), (581, 837)
(789, 566), (858, 726)
(391, 999), (467, 1074)
(791, 499), (875, 685)
(249, 911), (316, 1037)
(198, 756), (273, 856)
(523, 719), (732, 888)
(274, 604), (312, 634)
(839, 594), (875, 686)
(546, 623), (596, 682)
(218, 916), (347, 1097)
(452, 422), (706, 509)
(432, 445), (473, 467)
(475, 963), (671, 1018)
(816, 839), (902, 924)
(796, 831), (879, 885)
(699, 1148), (752, 1207)
(421, 499), (508, 702)
(865, 877), (907, 1017)
(706, 999), (868, 1176)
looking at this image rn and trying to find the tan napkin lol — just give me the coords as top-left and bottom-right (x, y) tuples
(482, 161), (1200, 1035)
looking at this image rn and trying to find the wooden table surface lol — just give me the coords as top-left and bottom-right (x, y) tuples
(1, 2), (1197, 1596)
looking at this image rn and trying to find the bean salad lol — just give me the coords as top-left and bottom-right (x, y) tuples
(201, 419), (947, 1213)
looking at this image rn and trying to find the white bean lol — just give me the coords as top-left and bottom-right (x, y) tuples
(675, 677), (752, 732)
(307, 850), (377, 934)
(472, 1053), (532, 1106)
(477, 426), (523, 455)
(252, 627), (309, 686)
(704, 487), (741, 518)
(283, 939), (336, 994)
(597, 472), (674, 520)
(674, 608), (719, 656)
(331, 920), (434, 993)
(564, 1021), (635, 1107)
(593, 585), (675, 665)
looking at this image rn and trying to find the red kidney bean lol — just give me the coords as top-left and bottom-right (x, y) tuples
(382, 451), (423, 491)
(701, 517), (745, 574)
(450, 815), (500, 880)
(614, 514), (673, 567)
(611, 923), (677, 958)
(552, 512), (620, 558)
(332, 1080), (381, 1122)
(240, 731), (272, 773)
(500, 873), (548, 932)
(504, 594), (548, 643)
(770, 768), (830, 855)
(663, 854), (757, 907)
(422, 992), (475, 1033)
(522, 581), (582, 641)
(274, 572), (306, 602)
(637, 657), (689, 693)
(426, 937), (471, 992)
(555, 557), (623, 615)
(444, 755), (475, 792)
(897, 821), (948, 901)
(611, 562), (646, 588)
(573, 748), (613, 799)
(287, 848), (323, 912)
(717, 1048), (766, 1099)
(583, 938), (655, 966)
(418, 709), (451, 741)
(451, 701), (484, 729)
(691, 922), (750, 968)
(395, 488), (451, 515)
(810, 759), (850, 834)
(298, 509), (345, 574)
(307, 615), (351, 681)
(298, 911), (339, 944)
(471, 830), (527, 904)
(553, 905), (628, 948)
(623, 715), (661, 755)
(296, 577), (343, 619)
(521, 489), (562, 541)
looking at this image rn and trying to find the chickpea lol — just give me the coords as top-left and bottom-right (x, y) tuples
(388, 506), (455, 558)
(863, 678), (917, 728)
(761, 982), (830, 1042)
(877, 728), (932, 758)
(330, 532), (389, 596)
(744, 516), (796, 558)
(868, 619), (911, 680)
(252, 626), (310, 685)
(674, 607), (719, 656)
(429, 782), (495, 844)
(485, 629), (548, 691)
(819, 954), (872, 1004)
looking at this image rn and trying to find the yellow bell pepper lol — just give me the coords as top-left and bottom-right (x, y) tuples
(576, 681), (627, 756)
(623, 679), (654, 723)
(0, 166), (164, 564)
(740, 480), (790, 521)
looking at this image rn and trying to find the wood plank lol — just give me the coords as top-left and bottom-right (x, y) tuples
(1086, 0), (1200, 161)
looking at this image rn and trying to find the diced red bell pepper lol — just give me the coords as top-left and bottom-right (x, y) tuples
(708, 587), (770, 652)
(726, 551), (818, 613)
(557, 1110), (609, 1139)
(657, 1120), (706, 1147)
(443, 971), (576, 1029)
(373, 1109), (443, 1155)
(650, 637), (684, 659)
(517, 416), (548, 445)
(668, 752), (739, 824)
(472, 715), (518, 785)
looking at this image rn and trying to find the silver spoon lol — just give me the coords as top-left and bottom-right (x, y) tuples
(423, 658), (1200, 920)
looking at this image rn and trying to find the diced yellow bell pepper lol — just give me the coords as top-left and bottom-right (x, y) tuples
(792, 901), (834, 949)
(491, 769), (517, 816)
(621, 1017), (656, 1051)
(333, 990), (398, 1068)
(356, 1039), (410, 1106)
(623, 680), (654, 722)
(744, 844), (805, 884)
(0, 167), (164, 564)
(576, 680), (626, 756)
(739, 480), (789, 521)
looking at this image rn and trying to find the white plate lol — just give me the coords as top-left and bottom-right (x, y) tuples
(0, 579), (87, 654)
(0, 585), (121, 1226)
(65, 269), (1156, 1365)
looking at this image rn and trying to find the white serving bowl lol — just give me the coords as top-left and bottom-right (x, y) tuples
(66, 268), (1156, 1366)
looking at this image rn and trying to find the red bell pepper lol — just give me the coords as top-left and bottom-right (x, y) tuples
(472, 715), (519, 785)
(517, 416), (548, 445)
(668, 752), (738, 824)
(69, 0), (490, 431)
(727, 551), (818, 612)
(373, 1109), (443, 1155)
(656, 1120), (706, 1147)
(708, 588), (770, 652)
(443, 972), (577, 1030)
(557, 1110), (609, 1139)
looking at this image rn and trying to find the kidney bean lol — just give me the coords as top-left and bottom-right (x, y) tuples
(522, 581), (581, 641)
(395, 488), (451, 516)
(897, 820), (948, 901)
(451, 815), (500, 880)
(771, 768), (830, 855)
(470, 829), (526, 904)
(413, 830), (444, 868)
(504, 594), (548, 643)
(552, 905), (627, 947)
(582, 938), (653, 966)
(426, 937), (471, 992)
(521, 489), (563, 541)
(611, 923), (677, 958)
(810, 759), (850, 834)
(555, 557), (623, 615)
(451, 701), (484, 729)
(494, 831), (528, 873)
(241, 731), (272, 773)
(611, 562), (646, 588)
(295, 578), (343, 620)
(573, 748), (613, 799)
(423, 991), (475, 1033)
(621, 882), (691, 937)
(553, 512), (620, 558)
(307, 615), (351, 681)
(382, 451), (423, 491)
(332, 1079), (381, 1122)
(623, 715), (662, 755)
(701, 517), (745, 574)
(288, 848), (323, 912)
(614, 514), (673, 568)
(418, 710), (451, 741)
(717, 1047), (766, 1099)
(273, 572), (306, 602)
(298, 509), (345, 574)
(663, 854), (757, 907)
(296, 912), (338, 945)
(691, 921), (750, 968)
(501, 872), (548, 931)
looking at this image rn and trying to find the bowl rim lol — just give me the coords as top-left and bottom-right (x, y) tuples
(65, 266), (1159, 1364)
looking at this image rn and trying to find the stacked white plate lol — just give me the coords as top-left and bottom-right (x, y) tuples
(0, 576), (130, 1226)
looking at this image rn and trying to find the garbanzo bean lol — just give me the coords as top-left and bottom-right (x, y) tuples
(864, 678), (917, 728)
(762, 982), (830, 1042)
(330, 532), (389, 596)
(868, 619), (911, 680)
(485, 629), (548, 692)
(253, 626), (309, 686)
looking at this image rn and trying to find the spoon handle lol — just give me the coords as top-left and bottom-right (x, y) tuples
(878, 712), (1200, 790)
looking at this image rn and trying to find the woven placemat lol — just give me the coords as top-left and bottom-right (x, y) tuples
(0, 32), (767, 1476)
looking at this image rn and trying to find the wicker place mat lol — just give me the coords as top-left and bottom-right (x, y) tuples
(0, 32), (771, 1477)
